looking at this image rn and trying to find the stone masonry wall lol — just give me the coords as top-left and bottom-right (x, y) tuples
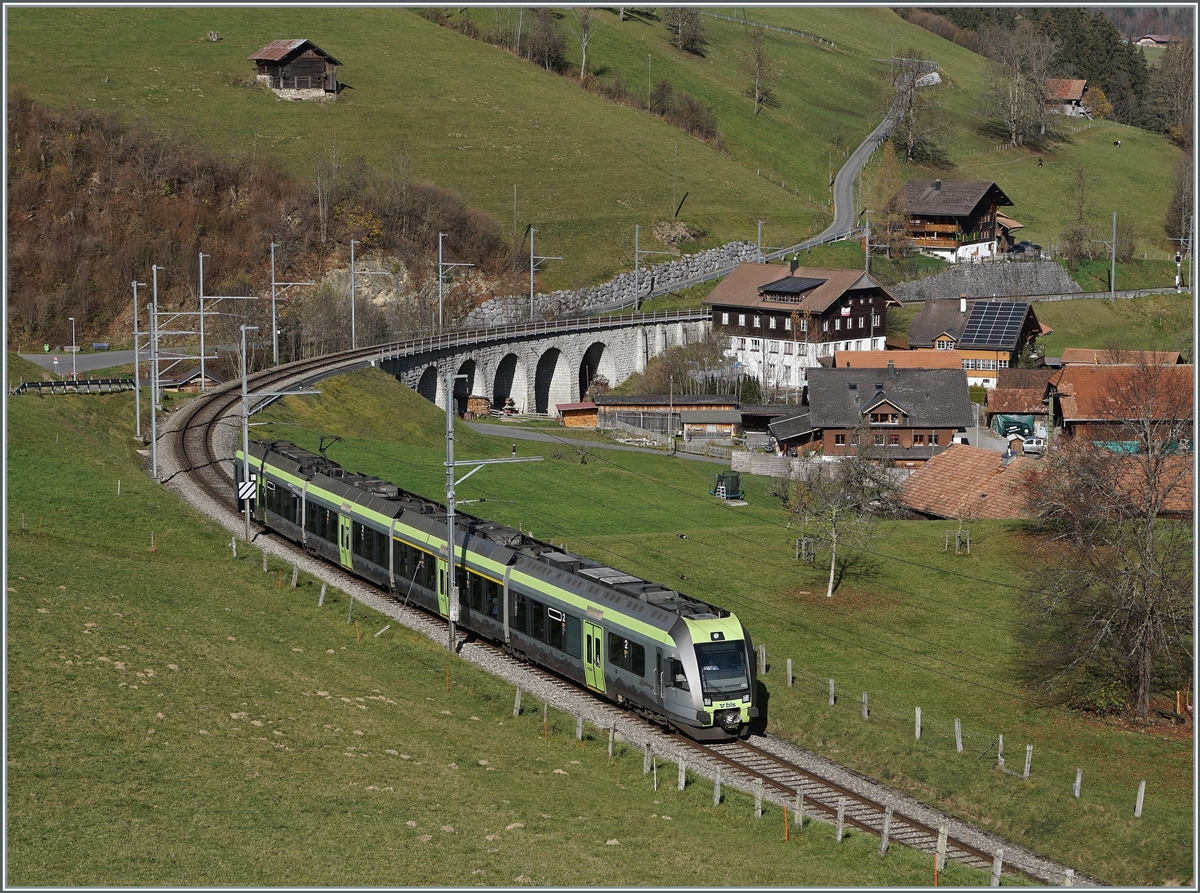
(888, 260), (1082, 303)
(465, 241), (762, 328)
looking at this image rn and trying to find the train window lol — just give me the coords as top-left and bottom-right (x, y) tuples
(512, 594), (527, 635)
(530, 600), (545, 641)
(547, 612), (564, 651)
(565, 615), (581, 659)
(608, 635), (646, 678)
(669, 659), (689, 691)
(485, 579), (501, 619)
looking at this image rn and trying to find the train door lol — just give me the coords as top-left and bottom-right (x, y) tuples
(436, 558), (449, 617)
(338, 514), (353, 569)
(583, 622), (605, 694)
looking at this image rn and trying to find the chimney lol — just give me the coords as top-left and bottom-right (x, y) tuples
(960, 294), (967, 314)
(934, 179), (942, 190)
(789, 255), (799, 275)
(887, 360), (896, 378)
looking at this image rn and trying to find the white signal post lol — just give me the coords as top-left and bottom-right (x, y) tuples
(69, 317), (76, 381)
(443, 368), (542, 651)
(529, 227), (562, 319)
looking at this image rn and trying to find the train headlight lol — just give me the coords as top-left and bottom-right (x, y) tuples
(742, 694), (751, 703)
(703, 698), (711, 706)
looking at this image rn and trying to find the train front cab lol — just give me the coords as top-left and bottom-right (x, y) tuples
(664, 616), (757, 741)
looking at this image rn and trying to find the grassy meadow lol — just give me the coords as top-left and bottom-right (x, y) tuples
(248, 366), (1192, 886)
(6, 353), (997, 886)
(4, 6), (1186, 293)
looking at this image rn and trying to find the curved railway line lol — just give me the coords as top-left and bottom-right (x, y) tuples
(160, 337), (1099, 888)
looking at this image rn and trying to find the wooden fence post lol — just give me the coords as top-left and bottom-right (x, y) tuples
(1073, 768), (1082, 798)
(318, 583), (327, 606)
(997, 734), (1004, 769)
(954, 718), (962, 752)
(263, 552), (268, 572)
(759, 644), (767, 674)
(1062, 868), (1075, 886)
(578, 714), (585, 742)
(608, 725), (615, 758)
(1134, 779), (1146, 817)
(990, 848), (1003, 886)
(642, 741), (650, 771)
(787, 658), (792, 688)
(828, 678), (835, 706)
(835, 797), (845, 842)
(936, 825), (947, 871)
(291, 564), (299, 588)
(862, 691), (868, 720)
(713, 773), (722, 806)
(915, 706), (922, 739)
(755, 779), (763, 817)
(878, 805), (892, 855)
(1023, 743), (1033, 779)
(795, 791), (804, 828)
(678, 759), (686, 791)
(512, 685), (522, 717)
(231, 537), (237, 558)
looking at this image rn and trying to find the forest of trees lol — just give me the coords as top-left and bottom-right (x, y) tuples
(5, 89), (518, 368)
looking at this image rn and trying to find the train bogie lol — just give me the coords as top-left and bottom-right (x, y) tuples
(237, 441), (758, 741)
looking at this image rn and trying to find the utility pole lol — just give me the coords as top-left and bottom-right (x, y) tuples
(149, 265), (162, 481)
(132, 280), (146, 440)
(438, 232), (474, 334)
(633, 224), (671, 311)
(199, 252), (209, 391)
(350, 240), (358, 349)
(241, 324), (258, 542)
(442, 369), (543, 652)
(271, 242), (315, 366)
(529, 227), (562, 320)
(863, 209), (872, 274)
(1091, 211), (1117, 299)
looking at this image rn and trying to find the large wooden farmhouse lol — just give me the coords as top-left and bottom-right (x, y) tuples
(248, 40), (341, 98)
(907, 298), (1046, 387)
(900, 180), (1013, 263)
(704, 263), (902, 394)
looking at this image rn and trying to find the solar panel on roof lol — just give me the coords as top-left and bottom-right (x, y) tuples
(759, 276), (826, 295)
(960, 302), (1027, 349)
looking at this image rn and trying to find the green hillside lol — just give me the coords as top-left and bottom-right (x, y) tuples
(6, 6), (1183, 293)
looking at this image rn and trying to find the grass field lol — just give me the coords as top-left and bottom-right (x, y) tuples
(5, 6), (1185, 293)
(247, 366), (1192, 886)
(6, 354), (1000, 886)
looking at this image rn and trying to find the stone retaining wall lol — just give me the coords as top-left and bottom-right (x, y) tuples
(465, 241), (761, 327)
(888, 260), (1082, 303)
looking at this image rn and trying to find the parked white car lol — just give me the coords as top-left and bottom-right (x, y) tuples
(1022, 436), (1046, 455)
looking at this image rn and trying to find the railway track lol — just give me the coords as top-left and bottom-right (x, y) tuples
(160, 348), (1098, 888)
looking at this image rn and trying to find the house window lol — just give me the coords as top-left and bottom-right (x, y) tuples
(753, 316), (761, 328)
(822, 320), (829, 332)
(751, 339), (760, 350)
(738, 314), (746, 327)
(936, 339), (953, 350)
(769, 317), (777, 329)
(870, 412), (899, 424)
(835, 318), (841, 331)
(784, 342), (793, 355)
(962, 359), (975, 370)
(872, 313), (881, 328)
(889, 434), (900, 446)
(858, 316), (864, 328)
(999, 359), (1009, 369)
(784, 317), (792, 331)
(800, 318), (808, 333)
(913, 433), (925, 446)
(721, 312), (729, 325)
(874, 434), (886, 446)
(834, 433), (846, 445)
(931, 433), (940, 445)
(737, 337), (746, 350)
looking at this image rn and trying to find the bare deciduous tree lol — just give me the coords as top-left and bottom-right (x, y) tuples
(1023, 355), (1194, 720)
(740, 25), (777, 116)
(979, 22), (1059, 147)
(572, 7), (595, 79)
(664, 7), (706, 55)
(891, 50), (949, 163)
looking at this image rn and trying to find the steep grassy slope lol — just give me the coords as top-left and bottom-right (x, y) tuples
(6, 6), (1182, 295)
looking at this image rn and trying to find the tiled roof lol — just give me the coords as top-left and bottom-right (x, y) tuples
(903, 444), (1037, 519)
(901, 180), (1013, 218)
(768, 412), (813, 441)
(996, 368), (1055, 390)
(1045, 78), (1087, 102)
(807, 367), (974, 429)
(248, 39), (341, 65)
(987, 388), (1047, 414)
(1059, 348), (1182, 365)
(1055, 365), (1194, 422)
(907, 299), (972, 347)
(835, 349), (963, 369)
(703, 263), (899, 313)
(555, 402), (597, 412)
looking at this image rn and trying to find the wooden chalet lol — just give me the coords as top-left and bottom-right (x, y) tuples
(1045, 78), (1089, 117)
(704, 263), (902, 393)
(248, 39), (341, 96)
(907, 297), (1047, 388)
(1048, 363), (1194, 446)
(900, 180), (1013, 263)
(806, 366), (974, 466)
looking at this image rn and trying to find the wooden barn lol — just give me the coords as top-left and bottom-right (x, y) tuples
(248, 39), (341, 96)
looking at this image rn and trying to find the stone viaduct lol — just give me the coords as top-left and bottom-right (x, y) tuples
(380, 311), (710, 414)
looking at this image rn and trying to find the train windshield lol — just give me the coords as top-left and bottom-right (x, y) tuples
(694, 641), (750, 698)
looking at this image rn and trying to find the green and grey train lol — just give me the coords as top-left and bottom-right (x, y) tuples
(235, 441), (759, 740)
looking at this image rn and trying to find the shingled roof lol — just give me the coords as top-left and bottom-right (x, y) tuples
(908, 299), (1039, 352)
(1045, 78), (1087, 102)
(903, 444), (1037, 519)
(703, 263), (899, 313)
(807, 367), (974, 429)
(834, 349), (963, 369)
(1059, 348), (1182, 365)
(247, 39), (341, 65)
(901, 180), (1013, 218)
